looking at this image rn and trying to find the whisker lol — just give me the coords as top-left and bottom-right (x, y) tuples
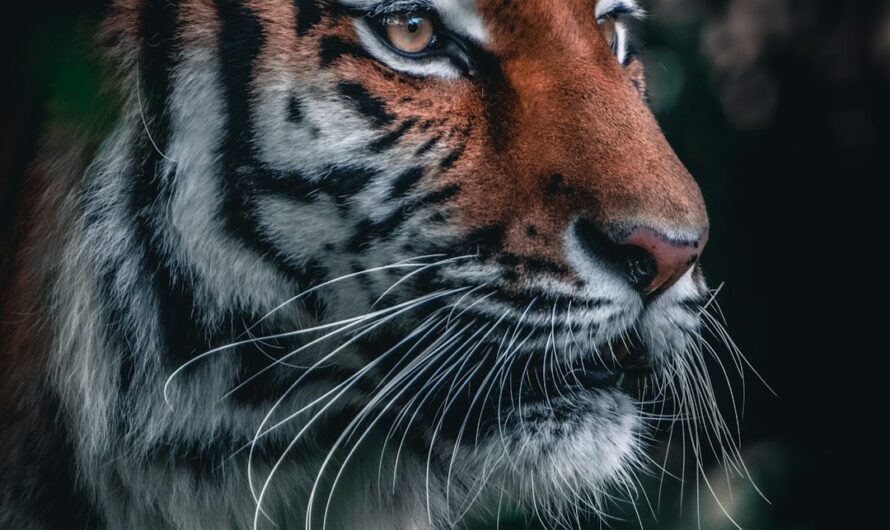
(371, 254), (476, 308)
(248, 288), (467, 527)
(252, 254), (449, 330)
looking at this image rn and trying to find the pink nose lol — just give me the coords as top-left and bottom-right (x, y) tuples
(574, 220), (708, 296)
(620, 227), (708, 294)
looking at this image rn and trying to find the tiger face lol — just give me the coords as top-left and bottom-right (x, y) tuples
(64, 0), (711, 527)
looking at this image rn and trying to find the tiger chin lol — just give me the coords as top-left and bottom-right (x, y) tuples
(0, 0), (722, 529)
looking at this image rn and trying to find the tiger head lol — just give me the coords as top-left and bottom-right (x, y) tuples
(102, 0), (714, 526)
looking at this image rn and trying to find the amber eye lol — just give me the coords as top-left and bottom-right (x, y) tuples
(598, 16), (617, 50)
(382, 13), (436, 54)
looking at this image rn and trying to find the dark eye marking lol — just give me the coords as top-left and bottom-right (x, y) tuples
(319, 35), (372, 68)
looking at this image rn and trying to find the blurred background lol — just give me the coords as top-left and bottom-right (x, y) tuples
(1, 1), (885, 529)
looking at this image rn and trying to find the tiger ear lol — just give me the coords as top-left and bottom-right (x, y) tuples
(626, 59), (648, 100)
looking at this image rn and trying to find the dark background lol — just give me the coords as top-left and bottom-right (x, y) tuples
(1, 1), (885, 529)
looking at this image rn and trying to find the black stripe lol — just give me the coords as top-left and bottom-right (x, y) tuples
(346, 202), (420, 253)
(216, 0), (264, 166)
(254, 166), (379, 207)
(97, 0), (335, 405)
(415, 135), (441, 155)
(295, 0), (323, 36)
(319, 35), (371, 67)
(118, 0), (188, 380)
(254, 166), (378, 207)
(347, 219), (395, 253)
(337, 81), (396, 127)
(288, 94), (321, 137)
(368, 118), (417, 152)
(346, 184), (460, 252)
(253, 169), (320, 203)
(102, 0), (330, 381)
(214, 0), (331, 293)
(455, 224), (506, 258)
(388, 166), (425, 199)
(322, 165), (379, 205)
(519, 255), (570, 275)
(108, 0), (282, 396)
(439, 144), (466, 170)
(214, 0), (268, 268)
(287, 93), (305, 123)
(419, 183), (460, 204)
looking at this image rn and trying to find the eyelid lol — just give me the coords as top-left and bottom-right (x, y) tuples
(353, 0), (436, 18)
(594, 0), (643, 20)
(597, 8), (633, 23)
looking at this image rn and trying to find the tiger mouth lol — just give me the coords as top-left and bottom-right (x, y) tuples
(515, 335), (654, 404)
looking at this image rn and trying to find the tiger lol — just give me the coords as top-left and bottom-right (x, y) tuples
(0, 0), (734, 529)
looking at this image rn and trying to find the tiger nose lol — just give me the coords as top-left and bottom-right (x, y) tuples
(574, 220), (708, 295)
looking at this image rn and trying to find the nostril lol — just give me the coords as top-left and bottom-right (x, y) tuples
(574, 219), (706, 295)
(621, 245), (658, 289)
(574, 219), (650, 288)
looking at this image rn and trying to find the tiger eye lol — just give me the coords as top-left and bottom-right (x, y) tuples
(383, 13), (435, 54)
(598, 16), (617, 49)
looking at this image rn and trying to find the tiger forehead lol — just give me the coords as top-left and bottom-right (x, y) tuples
(335, 0), (642, 38)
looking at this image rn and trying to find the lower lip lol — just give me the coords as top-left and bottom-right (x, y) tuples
(517, 339), (652, 403)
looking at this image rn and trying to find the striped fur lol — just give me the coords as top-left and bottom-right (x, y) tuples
(0, 1), (736, 529)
